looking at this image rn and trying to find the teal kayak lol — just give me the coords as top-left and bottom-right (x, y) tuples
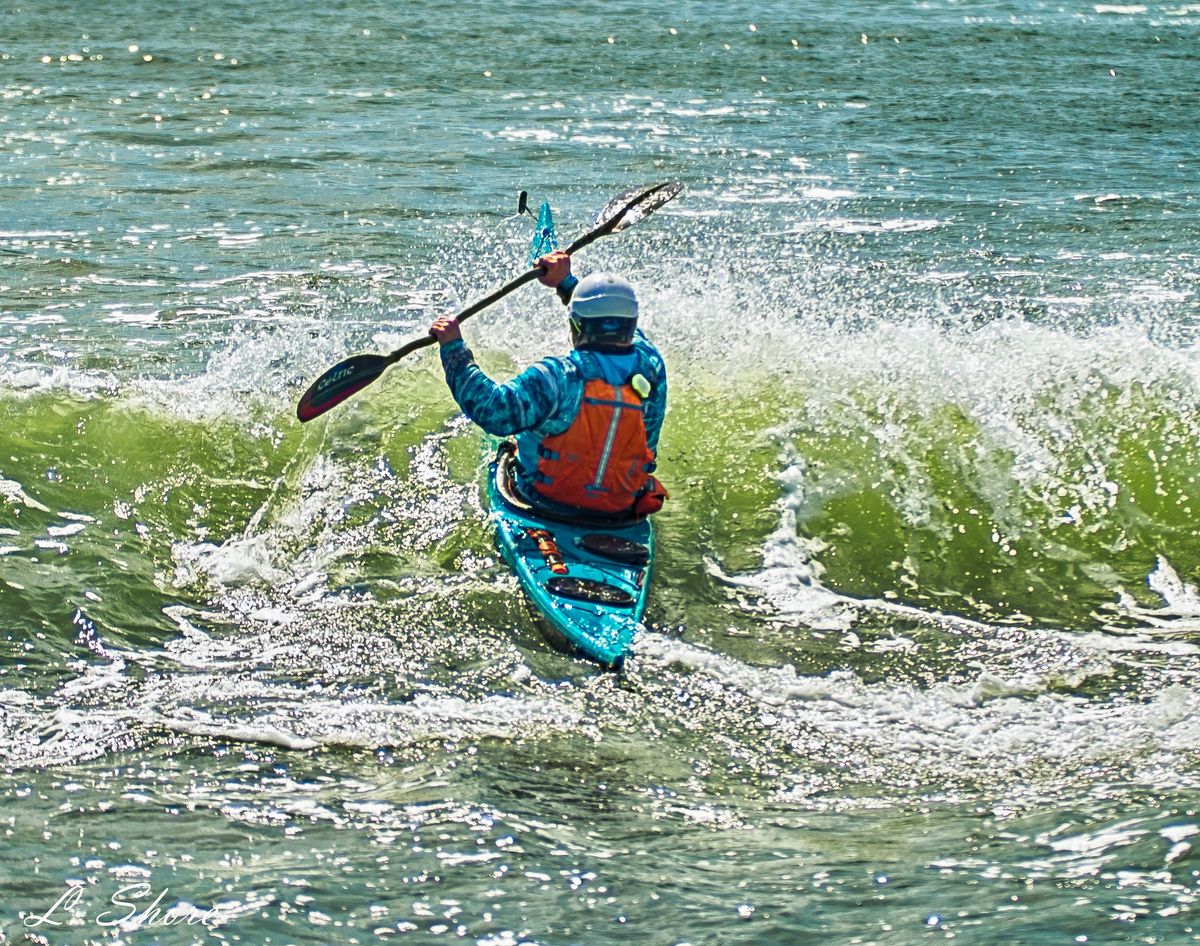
(482, 194), (651, 669)
(485, 442), (653, 670)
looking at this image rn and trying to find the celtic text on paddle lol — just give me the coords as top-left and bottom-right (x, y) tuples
(24, 882), (226, 931)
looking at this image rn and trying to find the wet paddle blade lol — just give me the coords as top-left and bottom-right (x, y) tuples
(528, 200), (559, 266)
(296, 352), (391, 422)
(594, 181), (683, 233)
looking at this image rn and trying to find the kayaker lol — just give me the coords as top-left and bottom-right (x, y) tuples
(428, 250), (667, 519)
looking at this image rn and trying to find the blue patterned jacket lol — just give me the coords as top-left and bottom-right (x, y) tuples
(438, 329), (667, 497)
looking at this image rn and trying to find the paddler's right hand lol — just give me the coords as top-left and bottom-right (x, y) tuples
(428, 315), (462, 346)
(537, 250), (571, 288)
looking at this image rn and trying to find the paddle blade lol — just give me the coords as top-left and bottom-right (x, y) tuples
(296, 353), (391, 422)
(594, 181), (683, 233)
(528, 201), (559, 265)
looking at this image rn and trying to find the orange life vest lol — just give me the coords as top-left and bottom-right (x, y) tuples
(532, 376), (654, 514)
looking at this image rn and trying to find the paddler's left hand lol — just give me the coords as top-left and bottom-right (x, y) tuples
(537, 250), (571, 287)
(428, 315), (462, 346)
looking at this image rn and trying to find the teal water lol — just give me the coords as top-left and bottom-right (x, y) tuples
(3, 1), (1200, 943)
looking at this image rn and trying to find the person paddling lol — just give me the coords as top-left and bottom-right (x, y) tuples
(429, 250), (667, 520)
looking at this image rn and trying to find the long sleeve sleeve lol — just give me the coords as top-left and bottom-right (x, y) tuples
(643, 371), (667, 455)
(438, 340), (563, 436)
(631, 329), (667, 456)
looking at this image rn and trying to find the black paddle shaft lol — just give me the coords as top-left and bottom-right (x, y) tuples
(389, 182), (677, 361)
(384, 265), (546, 363)
(296, 181), (682, 422)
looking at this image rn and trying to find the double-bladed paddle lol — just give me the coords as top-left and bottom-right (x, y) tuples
(296, 181), (683, 423)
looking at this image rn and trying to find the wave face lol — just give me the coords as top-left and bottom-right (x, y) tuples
(3, 1), (1200, 943)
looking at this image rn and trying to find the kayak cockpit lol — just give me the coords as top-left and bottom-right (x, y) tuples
(485, 441), (654, 671)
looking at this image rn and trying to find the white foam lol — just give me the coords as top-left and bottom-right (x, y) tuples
(1075, 631), (1199, 656)
(1104, 556), (1200, 636)
(704, 442), (856, 632)
(638, 633), (1196, 797)
(0, 364), (118, 400)
(1147, 556), (1200, 615)
(173, 533), (287, 590)
(47, 522), (87, 538)
(3, 623), (578, 766)
(0, 477), (50, 511)
(155, 690), (582, 751)
(59, 658), (128, 699)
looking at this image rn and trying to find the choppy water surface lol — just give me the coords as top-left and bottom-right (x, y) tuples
(3, 1), (1200, 943)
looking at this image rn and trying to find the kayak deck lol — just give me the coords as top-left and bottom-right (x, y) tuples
(485, 443), (653, 670)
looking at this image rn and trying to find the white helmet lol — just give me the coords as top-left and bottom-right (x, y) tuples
(568, 272), (638, 346)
